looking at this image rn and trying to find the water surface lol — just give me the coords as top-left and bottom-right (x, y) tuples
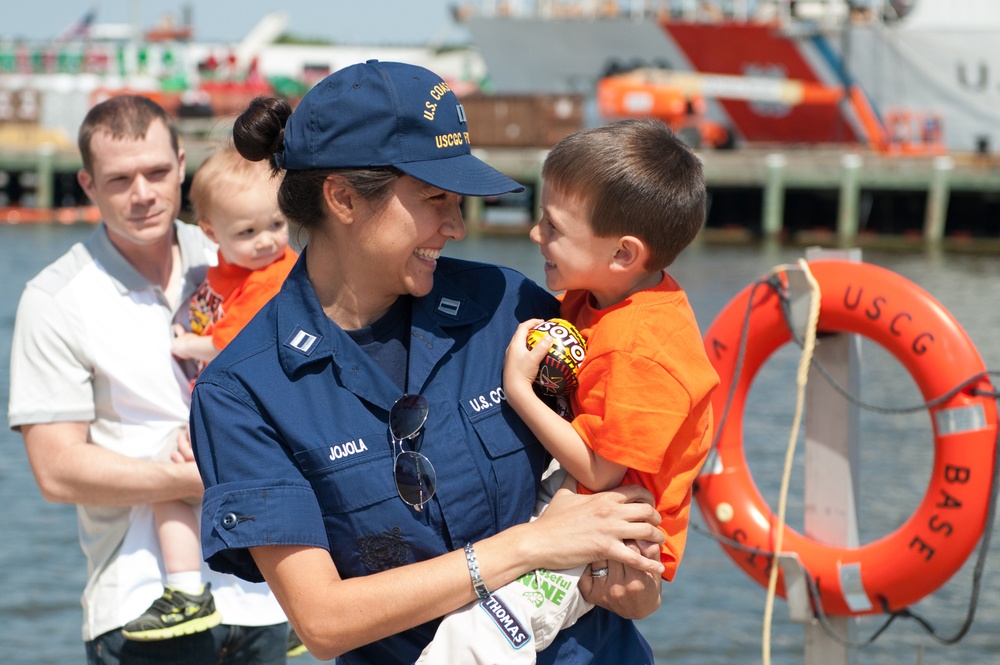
(3, 224), (999, 663)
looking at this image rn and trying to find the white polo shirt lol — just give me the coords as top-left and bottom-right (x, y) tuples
(8, 221), (287, 641)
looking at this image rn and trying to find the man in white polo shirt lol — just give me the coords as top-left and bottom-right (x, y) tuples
(7, 95), (290, 664)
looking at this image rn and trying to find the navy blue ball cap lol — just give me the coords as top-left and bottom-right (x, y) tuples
(280, 60), (524, 197)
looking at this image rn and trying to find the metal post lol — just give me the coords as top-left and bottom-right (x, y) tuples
(837, 154), (862, 245)
(762, 153), (787, 240)
(924, 155), (953, 245)
(36, 143), (55, 210)
(463, 195), (484, 235)
(805, 246), (862, 664)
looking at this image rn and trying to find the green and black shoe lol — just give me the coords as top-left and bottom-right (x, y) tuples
(121, 583), (222, 641)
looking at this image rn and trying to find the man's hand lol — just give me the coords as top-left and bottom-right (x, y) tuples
(171, 426), (194, 463)
(579, 538), (662, 620)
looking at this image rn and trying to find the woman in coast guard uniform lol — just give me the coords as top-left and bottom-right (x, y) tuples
(190, 60), (664, 664)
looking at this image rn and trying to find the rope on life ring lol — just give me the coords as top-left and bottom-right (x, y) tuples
(695, 259), (998, 617)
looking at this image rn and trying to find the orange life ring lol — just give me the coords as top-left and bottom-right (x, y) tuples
(696, 259), (997, 616)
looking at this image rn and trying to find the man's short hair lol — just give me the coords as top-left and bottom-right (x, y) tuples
(78, 95), (179, 173)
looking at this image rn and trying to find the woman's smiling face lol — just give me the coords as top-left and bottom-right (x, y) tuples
(362, 175), (466, 299)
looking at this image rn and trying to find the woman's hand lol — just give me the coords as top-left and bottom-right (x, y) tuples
(580, 538), (663, 620)
(527, 483), (665, 577)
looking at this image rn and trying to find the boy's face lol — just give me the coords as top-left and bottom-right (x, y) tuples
(201, 176), (289, 271)
(531, 184), (618, 294)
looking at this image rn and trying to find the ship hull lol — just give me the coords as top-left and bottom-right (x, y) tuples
(467, 12), (1000, 152)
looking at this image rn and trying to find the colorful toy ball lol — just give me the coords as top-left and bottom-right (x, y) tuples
(526, 318), (587, 396)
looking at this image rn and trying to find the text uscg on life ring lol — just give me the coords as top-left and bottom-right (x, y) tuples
(696, 259), (997, 616)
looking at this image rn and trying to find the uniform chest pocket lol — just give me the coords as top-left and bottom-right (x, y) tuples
(462, 394), (540, 460)
(294, 434), (397, 513)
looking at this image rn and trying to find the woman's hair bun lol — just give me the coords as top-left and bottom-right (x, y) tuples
(233, 96), (292, 167)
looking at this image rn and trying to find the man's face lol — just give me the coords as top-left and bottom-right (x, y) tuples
(78, 119), (185, 252)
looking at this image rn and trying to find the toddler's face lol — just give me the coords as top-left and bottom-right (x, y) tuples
(204, 178), (288, 271)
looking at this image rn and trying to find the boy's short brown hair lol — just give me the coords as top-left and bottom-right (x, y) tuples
(541, 119), (706, 270)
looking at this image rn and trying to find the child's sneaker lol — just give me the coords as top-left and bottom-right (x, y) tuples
(121, 583), (222, 641)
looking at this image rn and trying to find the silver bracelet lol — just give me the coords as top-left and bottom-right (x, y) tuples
(464, 542), (490, 600)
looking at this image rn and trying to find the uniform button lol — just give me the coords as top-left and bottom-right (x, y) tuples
(222, 512), (239, 529)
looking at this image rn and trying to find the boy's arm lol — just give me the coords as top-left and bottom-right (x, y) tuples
(171, 327), (220, 363)
(504, 320), (628, 492)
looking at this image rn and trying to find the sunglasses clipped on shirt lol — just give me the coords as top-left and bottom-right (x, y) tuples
(389, 394), (436, 511)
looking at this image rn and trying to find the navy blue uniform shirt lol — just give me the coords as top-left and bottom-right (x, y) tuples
(192, 253), (653, 664)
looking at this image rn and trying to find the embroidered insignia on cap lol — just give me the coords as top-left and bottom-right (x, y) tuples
(357, 527), (408, 572)
(437, 297), (461, 318)
(285, 327), (320, 355)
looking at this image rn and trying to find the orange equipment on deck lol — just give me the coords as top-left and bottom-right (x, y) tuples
(596, 67), (946, 155)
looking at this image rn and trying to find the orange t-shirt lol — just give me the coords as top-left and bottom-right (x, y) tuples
(190, 246), (298, 351)
(560, 273), (719, 581)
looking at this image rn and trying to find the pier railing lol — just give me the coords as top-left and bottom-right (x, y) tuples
(3, 143), (1000, 251)
(467, 146), (1000, 251)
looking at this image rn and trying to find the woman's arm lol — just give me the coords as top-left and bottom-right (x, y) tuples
(504, 319), (627, 491)
(251, 483), (664, 661)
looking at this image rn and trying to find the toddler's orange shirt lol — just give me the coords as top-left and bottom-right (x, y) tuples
(190, 246), (298, 350)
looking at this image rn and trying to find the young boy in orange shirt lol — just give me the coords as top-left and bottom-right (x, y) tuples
(124, 146), (297, 641)
(418, 119), (719, 663)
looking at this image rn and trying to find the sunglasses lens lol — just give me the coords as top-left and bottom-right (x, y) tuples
(390, 394), (429, 440)
(394, 451), (436, 508)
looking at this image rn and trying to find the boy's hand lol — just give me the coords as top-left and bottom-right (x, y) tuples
(503, 319), (551, 400)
